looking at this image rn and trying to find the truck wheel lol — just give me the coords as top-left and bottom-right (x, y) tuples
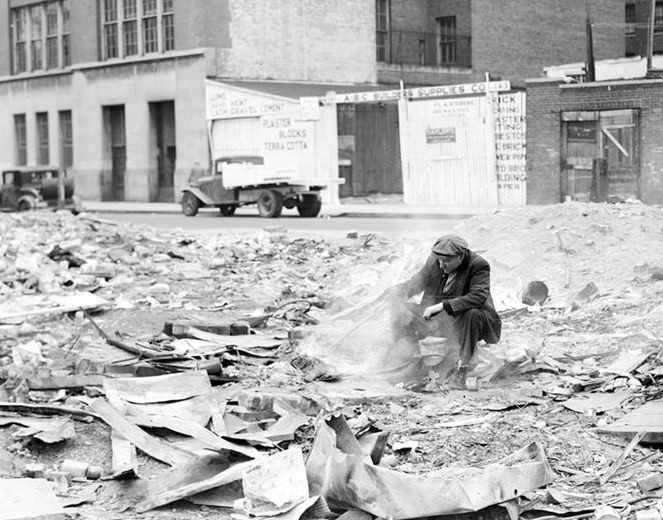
(17, 197), (37, 212)
(297, 194), (321, 217)
(219, 204), (236, 216)
(181, 192), (199, 217)
(257, 190), (283, 218)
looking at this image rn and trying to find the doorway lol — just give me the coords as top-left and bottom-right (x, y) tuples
(102, 105), (126, 201)
(561, 109), (639, 202)
(149, 101), (176, 202)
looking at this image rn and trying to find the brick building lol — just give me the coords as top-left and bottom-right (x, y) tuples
(377, 0), (625, 87)
(526, 77), (663, 205)
(625, 0), (663, 58)
(0, 0), (627, 202)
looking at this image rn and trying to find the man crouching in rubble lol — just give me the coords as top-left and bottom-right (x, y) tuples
(384, 235), (501, 389)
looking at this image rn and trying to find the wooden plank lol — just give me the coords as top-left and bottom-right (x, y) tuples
(0, 402), (99, 420)
(600, 431), (646, 485)
(90, 398), (197, 467)
(108, 431), (138, 480)
(27, 375), (104, 390)
(599, 400), (663, 433)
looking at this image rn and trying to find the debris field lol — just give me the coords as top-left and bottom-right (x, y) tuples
(1, 202), (663, 520)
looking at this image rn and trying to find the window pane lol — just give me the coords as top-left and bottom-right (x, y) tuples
(31, 40), (43, 70)
(15, 8), (27, 40)
(31, 6), (43, 37)
(124, 20), (138, 55)
(104, 24), (118, 58)
(143, 0), (157, 16)
(14, 114), (27, 166)
(62, 0), (70, 32)
(59, 110), (73, 168)
(63, 34), (70, 66)
(46, 3), (58, 35)
(163, 14), (174, 51)
(162, 0), (173, 13)
(36, 113), (50, 165)
(143, 17), (158, 53)
(46, 37), (59, 68)
(104, 0), (117, 22)
(16, 42), (27, 73)
(124, 0), (137, 19)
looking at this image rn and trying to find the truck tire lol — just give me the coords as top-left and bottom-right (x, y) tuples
(17, 196), (37, 212)
(181, 192), (199, 217)
(219, 204), (236, 216)
(257, 190), (283, 218)
(297, 194), (321, 217)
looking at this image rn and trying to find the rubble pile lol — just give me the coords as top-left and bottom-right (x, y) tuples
(0, 205), (662, 520)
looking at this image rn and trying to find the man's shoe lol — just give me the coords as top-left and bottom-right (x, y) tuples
(448, 366), (468, 390)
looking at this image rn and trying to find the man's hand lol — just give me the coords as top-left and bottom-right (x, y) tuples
(423, 302), (445, 320)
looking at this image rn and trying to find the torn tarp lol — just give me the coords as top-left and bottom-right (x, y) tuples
(306, 415), (554, 519)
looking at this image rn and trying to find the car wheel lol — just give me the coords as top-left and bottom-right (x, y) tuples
(181, 192), (199, 217)
(219, 205), (236, 216)
(257, 190), (283, 218)
(17, 197), (36, 212)
(297, 194), (322, 217)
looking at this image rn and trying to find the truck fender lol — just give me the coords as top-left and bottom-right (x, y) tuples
(181, 187), (214, 206)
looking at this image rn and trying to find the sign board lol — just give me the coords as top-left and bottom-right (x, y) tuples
(495, 92), (527, 205)
(299, 97), (321, 120)
(426, 127), (456, 143)
(206, 80), (295, 120)
(325, 80), (510, 105)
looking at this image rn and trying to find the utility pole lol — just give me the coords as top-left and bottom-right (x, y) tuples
(648, 0), (656, 70)
(585, 0), (596, 82)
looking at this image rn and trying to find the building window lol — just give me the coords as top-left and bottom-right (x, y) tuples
(376, 0), (389, 62)
(437, 16), (456, 65)
(625, 3), (636, 35)
(31, 6), (44, 70)
(656, 1), (663, 32)
(36, 112), (50, 165)
(12, 9), (28, 73)
(11, 1), (70, 74)
(46, 2), (59, 69)
(103, 0), (119, 59)
(63, 0), (71, 66)
(14, 115), (27, 166)
(100, 0), (174, 59)
(59, 110), (73, 168)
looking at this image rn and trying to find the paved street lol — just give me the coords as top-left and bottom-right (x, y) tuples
(99, 210), (464, 239)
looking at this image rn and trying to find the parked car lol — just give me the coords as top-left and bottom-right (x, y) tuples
(0, 166), (82, 214)
(181, 156), (331, 218)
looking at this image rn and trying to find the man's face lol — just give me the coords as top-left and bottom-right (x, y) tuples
(436, 254), (462, 273)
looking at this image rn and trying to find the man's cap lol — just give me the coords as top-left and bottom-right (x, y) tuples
(431, 234), (468, 256)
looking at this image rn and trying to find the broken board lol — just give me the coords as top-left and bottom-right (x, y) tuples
(599, 399), (663, 442)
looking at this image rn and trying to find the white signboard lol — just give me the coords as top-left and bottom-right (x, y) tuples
(206, 80), (295, 120)
(325, 80), (510, 105)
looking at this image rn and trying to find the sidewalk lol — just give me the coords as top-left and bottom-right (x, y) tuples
(81, 200), (497, 219)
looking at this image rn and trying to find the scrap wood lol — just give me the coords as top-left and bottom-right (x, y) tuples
(137, 457), (254, 512)
(90, 398), (197, 467)
(108, 431), (139, 480)
(599, 400), (663, 442)
(599, 431), (646, 486)
(0, 402), (99, 420)
(86, 314), (166, 359)
(307, 414), (555, 519)
(0, 478), (65, 520)
(27, 374), (104, 390)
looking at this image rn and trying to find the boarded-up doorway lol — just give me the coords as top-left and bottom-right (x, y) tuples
(337, 102), (402, 197)
(561, 109), (639, 201)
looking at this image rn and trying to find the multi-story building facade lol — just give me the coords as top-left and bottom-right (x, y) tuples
(0, 0), (626, 202)
(625, 0), (663, 57)
(377, 0), (625, 86)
